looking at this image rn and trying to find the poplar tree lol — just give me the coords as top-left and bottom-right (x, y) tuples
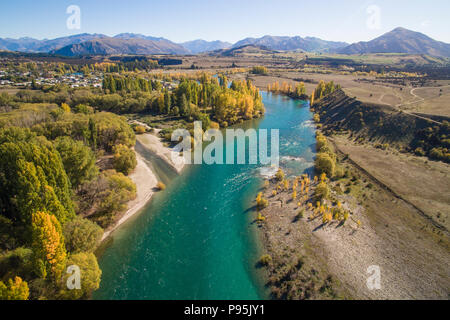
(31, 211), (67, 281)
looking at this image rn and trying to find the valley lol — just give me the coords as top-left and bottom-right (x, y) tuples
(0, 22), (449, 301)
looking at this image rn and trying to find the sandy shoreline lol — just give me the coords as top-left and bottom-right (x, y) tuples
(136, 130), (186, 173)
(101, 132), (186, 241)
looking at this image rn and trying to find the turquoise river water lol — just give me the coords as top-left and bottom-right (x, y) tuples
(93, 92), (316, 300)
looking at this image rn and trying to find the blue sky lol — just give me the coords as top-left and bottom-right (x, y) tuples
(0, 0), (449, 44)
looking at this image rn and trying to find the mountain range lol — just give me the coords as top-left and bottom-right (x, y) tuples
(181, 40), (232, 54)
(233, 35), (348, 52)
(337, 27), (450, 57)
(0, 28), (449, 57)
(52, 38), (189, 56)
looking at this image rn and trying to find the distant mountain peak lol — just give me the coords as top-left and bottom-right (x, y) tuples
(181, 39), (232, 54)
(338, 27), (450, 57)
(52, 37), (188, 56)
(232, 35), (348, 52)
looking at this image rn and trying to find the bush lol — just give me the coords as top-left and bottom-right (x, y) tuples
(63, 217), (103, 253)
(113, 144), (137, 175)
(259, 254), (272, 266)
(73, 104), (94, 115)
(55, 136), (98, 188)
(315, 153), (336, 177)
(134, 125), (147, 134)
(0, 248), (33, 278)
(313, 114), (320, 123)
(58, 252), (101, 300)
(314, 182), (330, 202)
(334, 165), (345, 180)
(414, 147), (426, 156)
(156, 182), (166, 190)
(251, 66), (268, 75)
(275, 168), (285, 181)
(79, 170), (137, 228)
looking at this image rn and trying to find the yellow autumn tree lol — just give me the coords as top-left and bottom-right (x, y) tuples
(31, 211), (67, 281)
(61, 103), (71, 113)
(275, 168), (285, 181)
(310, 90), (315, 106)
(0, 277), (29, 300)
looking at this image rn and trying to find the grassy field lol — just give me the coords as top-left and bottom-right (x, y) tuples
(332, 135), (450, 230)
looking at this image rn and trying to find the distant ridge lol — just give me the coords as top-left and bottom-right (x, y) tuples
(338, 27), (450, 57)
(1, 28), (450, 57)
(233, 35), (348, 52)
(52, 37), (189, 56)
(0, 33), (108, 53)
(217, 44), (278, 57)
(181, 39), (232, 54)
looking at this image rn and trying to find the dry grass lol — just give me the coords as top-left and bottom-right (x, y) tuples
(257, 142), (450, 299)
(332, 136), (450, 231)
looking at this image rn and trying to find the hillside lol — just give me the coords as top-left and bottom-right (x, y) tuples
(52, 38), (188, 56)
(338, 27), (450, 57)
(181, 39), (232, 54)
(216, 44), (278, 57)
(0, 33), (108, 52)
(233, 35), (348, 52)
(314, 89), (449, 162)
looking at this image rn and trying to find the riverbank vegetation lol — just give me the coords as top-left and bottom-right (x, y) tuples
(255, 167), (357, 300)
(312, 87), (450, 164)
(0, 95), (139, 299)
(267, 81), (308, 100)
(0, 61), (268, 299)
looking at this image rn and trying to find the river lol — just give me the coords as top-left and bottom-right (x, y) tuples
(93, 92), (316, 300)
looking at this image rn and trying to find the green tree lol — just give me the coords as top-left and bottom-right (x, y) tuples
(113, 144), (137, 175)
(0, 128), (75, 234)
(63, 217), (103, 253)
(164, 89), (171, 114)
(88, 117), (97, 150)
(315, 153), (336, 177)
(58, 252), (101, 300)
(73, 104), (94, 115)
(314, 182), (330, 202)
(55, 136), (98, 189)
(79, 170), (137, 228)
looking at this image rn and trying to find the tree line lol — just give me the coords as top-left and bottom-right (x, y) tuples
(0, 101), (138, 300)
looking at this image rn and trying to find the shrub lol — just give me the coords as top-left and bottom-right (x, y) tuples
(314, 182), (330, 202)
(156, 182), (166, 190)
(73, 104), (94, 115)
(259, 254), (272, 266)
(0, 248), (33, 278)
(275, 168), (285, 181)
(414, 147), (426, 156)
(113, 144), (137, 175)
(251, 66), (268, 75)
(58, 252), (101, 300)
(0, 276), (29, 300)
(55, 136), (98, 188)
(79, 170), (136, 228)
(315, 152), (336, 177)
(334, 165), (345, 180)
(134, 125), (147, 134)
(63, 217), (103, 253)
